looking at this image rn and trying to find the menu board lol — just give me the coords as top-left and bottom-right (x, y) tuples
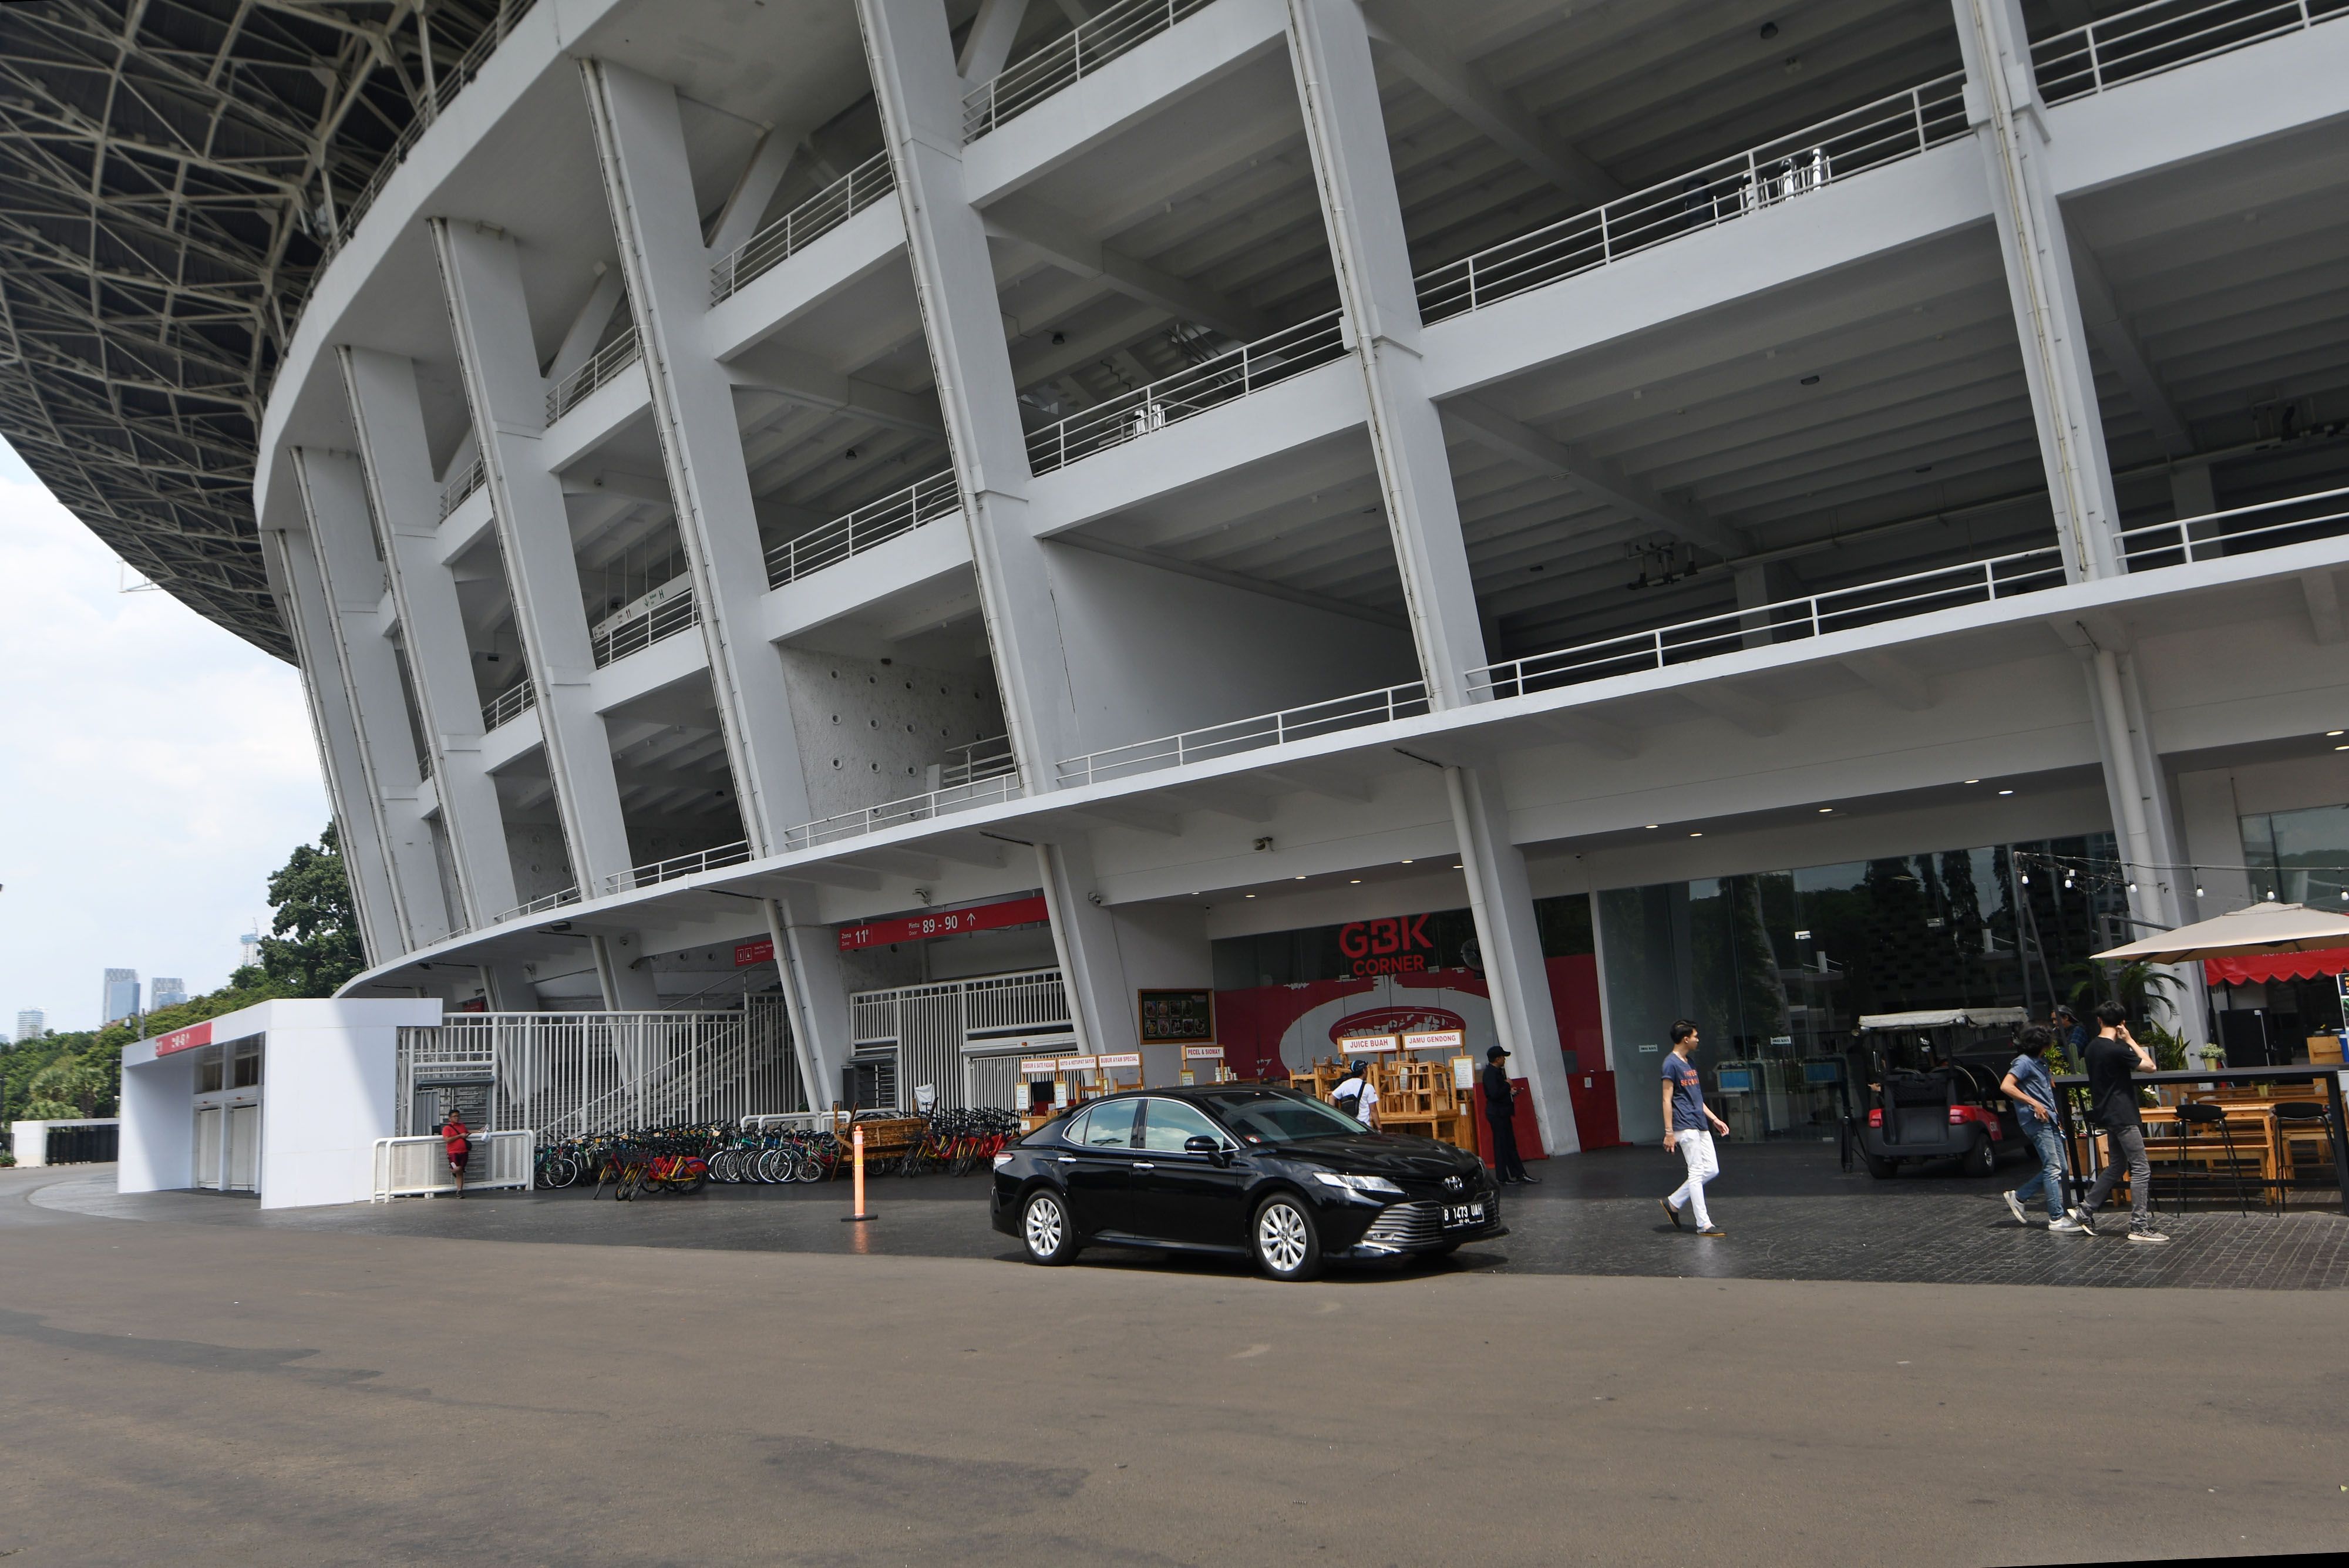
(1138, 988), (1216, 1044)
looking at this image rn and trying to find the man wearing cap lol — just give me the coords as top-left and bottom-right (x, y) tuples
(1332, 1059), (1380, 1129)
(1482, 1045), (1536, 1185)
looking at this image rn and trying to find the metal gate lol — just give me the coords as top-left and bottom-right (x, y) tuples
(850, 968), (1074, 1111)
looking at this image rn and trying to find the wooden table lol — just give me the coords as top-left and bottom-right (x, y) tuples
(2051, 1065), (2349, 1209)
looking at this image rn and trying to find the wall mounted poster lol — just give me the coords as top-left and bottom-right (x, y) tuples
(1138, 988), (1216, 1045)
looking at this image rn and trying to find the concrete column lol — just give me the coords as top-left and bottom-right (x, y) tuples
(478, 962), (540, 1011)
(1446, 766), (1580, 1153)
(339, 346), (520, 926)
(590, 933), (662, 1010)
(578, 59), (816, 850)
(763, 889), (855, 1108)
(431, 218), (636, 900)
(285, 449), (452, 951)
(1953, 0), (2122, 581)
(2082, 647), (2207, 1044)
(856, 0), (1084, 784)
(260, 520), (402, 967)
(1035, 838), (1142, 1062)
(1282, 0), (1488, 705)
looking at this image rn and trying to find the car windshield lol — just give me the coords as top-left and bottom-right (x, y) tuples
(1197, 1089), (1364, 1143)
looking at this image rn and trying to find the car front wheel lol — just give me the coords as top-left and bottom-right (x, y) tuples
(1251, 1194), (1324, 1282)
(1021, 1189), (1081, 1266)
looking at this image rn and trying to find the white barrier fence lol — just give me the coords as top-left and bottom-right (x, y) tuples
(371, 1130), (533, 1200)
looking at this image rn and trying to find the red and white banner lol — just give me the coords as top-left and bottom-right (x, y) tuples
(733, 937), (775, 968)
(154, 1021), (213, 1056)
(837, 894), (1048, 952)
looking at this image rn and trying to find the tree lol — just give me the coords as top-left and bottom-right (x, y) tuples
(257, 822), (367, 997)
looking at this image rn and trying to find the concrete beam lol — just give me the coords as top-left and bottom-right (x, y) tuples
(1360, 0), (1621, 207)
(2304, 569), (2345, 646)
(958, 0), (1032, 83)
(2068, 235), (2192, 457)
(984, 193), (1271, 341)
(1681, 682), (1783, 737)
(1532, 709), (1640, 758)
(1442, 396), (1749, 560)
(1840, 650), (1935, 711)
(728, 344), (947, 438)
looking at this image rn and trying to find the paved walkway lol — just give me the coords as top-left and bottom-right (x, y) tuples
(33, 1142), (2349, 1290)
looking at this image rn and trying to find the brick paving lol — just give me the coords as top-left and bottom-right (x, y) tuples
(27, 1142), (2349, 1290)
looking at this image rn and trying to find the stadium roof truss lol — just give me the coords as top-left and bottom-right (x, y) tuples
(0, 0), (526, 659)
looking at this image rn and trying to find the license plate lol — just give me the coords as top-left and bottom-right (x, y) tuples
(1442, 1201), (1485, 1228)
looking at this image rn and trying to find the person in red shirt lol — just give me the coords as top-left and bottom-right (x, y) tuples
(442, 1112), (471, 1198)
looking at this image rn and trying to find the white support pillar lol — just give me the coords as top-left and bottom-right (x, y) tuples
(338, 346), (520, 926)
(590, 933), (661, 1011)
(763, 889), (855, 1108)
(260, 521), (402, 968)
(1954, 0), (2122, 581)
(2085, 649), (2207, 1046)
(285, 449), (452, 951)
(1446, 766), (1579, 1154)
(578, 59), (816, 852)
(1035, 838), (1142, 1062)
(856, 0), (1085, 785)
(432, 218), (636, 900)
(1283, 0), (1489, 705)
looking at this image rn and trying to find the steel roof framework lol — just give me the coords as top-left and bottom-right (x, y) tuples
(0, 0), (513, 659)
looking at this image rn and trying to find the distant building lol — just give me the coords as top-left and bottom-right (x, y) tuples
(237, 931), (261, 974)
(150, 977), (187, 1009)
(102, 968), (139, 1025)
(14, 1009), (43, 1044)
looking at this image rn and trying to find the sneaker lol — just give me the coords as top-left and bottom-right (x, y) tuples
(2068, 1206), (2097, 1236)
(1695, 1224), (1727, 1237)
(1660, 1197), (1683, 1230)
(2003, 1190), (2028, 1225)
(2047, 1217), (2087, 1234)
(2128, 1224), (2170, 1244)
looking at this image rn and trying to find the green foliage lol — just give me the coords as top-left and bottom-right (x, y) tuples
(2063, 957), (2184, 1026)
(255, 823), (366, 998)
(2136, 1019), (2189, 1073)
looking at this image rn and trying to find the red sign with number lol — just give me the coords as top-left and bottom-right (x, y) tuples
(155, 1021), (213, 1056)
(837, 895), (1049, 951)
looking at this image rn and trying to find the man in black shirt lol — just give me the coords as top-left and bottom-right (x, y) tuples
(1482, 1046), (1536, 1185)
(2072, 1000), (2167, 1242)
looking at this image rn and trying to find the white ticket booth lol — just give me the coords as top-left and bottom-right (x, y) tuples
(118, 998), (440, 1209)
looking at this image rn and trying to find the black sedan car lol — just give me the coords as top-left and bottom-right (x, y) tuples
(989, 1085), (1506, 1281)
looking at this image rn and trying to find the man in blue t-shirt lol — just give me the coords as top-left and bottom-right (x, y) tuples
(1658, 1018), (1731, 1236)
(2000, 1026), (2074, 1229)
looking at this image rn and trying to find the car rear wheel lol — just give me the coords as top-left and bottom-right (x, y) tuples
(1962, 1133), (1996, 1179)
(1251, 1194), (1323, 1282)
(1021, 1190), (1081, 1266)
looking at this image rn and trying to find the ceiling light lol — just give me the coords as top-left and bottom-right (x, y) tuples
(1690, 832), (1704, 838)
(1644, 823), (1660, 830)
(2334, 745), (2348, 752)
(1245, 893), (1256, 899)
(2329, 731), (2344, 737)
(1818, 807), (1833, 813)
(1400, 859), (1414, 864)
(1964, 778), (1980, 785)
(1452, 864), (1464, 870)
(1998, 789), (2014, 796)
(1294, 874), (1306, 880)
(1350, 879), (1362, 884)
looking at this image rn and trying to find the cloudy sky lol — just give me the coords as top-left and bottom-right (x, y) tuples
(1, 439), (329, 1034)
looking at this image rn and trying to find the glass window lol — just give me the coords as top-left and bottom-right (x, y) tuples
(195, 1055), (223, 1094)
(231, 1047), (262, 1089)
(1139, 1098), (1225, 1151)
(2243, 804), (2349, 904)
(1064, 1097), (1140, 1149)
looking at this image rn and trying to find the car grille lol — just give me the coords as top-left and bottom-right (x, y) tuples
(1357, 1193), (1499, 1251)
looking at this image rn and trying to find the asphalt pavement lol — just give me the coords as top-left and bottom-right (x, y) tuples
(2, 1156), (2345, 1567)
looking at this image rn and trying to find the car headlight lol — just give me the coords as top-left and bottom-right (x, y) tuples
(991, 1153), (1015, 1170)
(1312, 1171), (1403, 1199)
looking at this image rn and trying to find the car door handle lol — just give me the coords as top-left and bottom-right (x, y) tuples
(1132, 1162), (1155, 1170)
(1056, 1156), (1076, 1164)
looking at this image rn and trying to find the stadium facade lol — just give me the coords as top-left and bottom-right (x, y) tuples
(16, 0), (2349, 1152)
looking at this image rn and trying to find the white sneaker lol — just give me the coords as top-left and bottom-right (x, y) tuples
(2048, 1216), (2087, 1234)
(2003, 1190), (2028, 1225)
(2068, 1206), (2098, 1236)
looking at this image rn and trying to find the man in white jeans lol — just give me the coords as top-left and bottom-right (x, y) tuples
(1659, 1019), (1731, 1237)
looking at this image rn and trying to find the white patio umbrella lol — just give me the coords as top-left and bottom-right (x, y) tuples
(2092, 901), (2349, 965)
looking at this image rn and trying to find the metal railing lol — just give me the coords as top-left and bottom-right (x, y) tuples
(1053, 681), (1432, 788)
(766, 470), (961, 587)
(482, 677), (536, 732)
(315, 1), (539, 272)
(963, 0), (1215, 140)
(546, 325), (642, 425)
(710, 150), (896, 304)
(1417, 72), (1968, 324)
(590, 585), (698, 667)
(1027, 309), (1349, 476)
(604, 839), (754, 896)
(1470, 547), (2065, 699)
(779, 772), (1025, 854)
(371, 1131), (533, 1199)
(2034, 0), (2348, 106)
(438, 454), (486, 520)
(2115, 484), (2349, 571)
(940, 734), (1017, 790)
(491, 885), (579, 925)
(416, 749), (433, 782)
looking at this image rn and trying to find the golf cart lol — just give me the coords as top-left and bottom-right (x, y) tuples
(1843, 1008), (2030, 1179)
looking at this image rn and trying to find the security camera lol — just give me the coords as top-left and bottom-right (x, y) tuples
(1087, 891), (1104, 906)
(1253, 837), (1274, 853)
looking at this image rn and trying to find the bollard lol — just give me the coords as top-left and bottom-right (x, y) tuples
(842, 1123), (873, 1223)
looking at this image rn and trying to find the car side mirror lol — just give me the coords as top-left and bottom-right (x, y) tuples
(1182, 1135), (1220, 1155)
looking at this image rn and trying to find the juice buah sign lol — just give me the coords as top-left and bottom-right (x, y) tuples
(1340, 914), (1436, 976)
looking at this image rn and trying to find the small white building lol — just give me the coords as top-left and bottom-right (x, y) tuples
(117, 998), (441, 1209)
